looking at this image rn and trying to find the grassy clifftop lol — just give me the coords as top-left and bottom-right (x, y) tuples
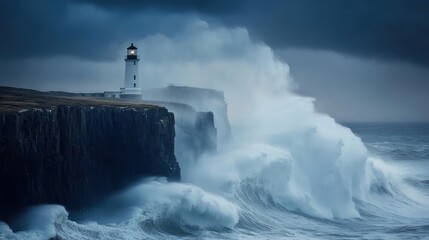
(0, 86), (156, 113)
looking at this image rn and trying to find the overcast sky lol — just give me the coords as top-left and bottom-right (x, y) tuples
(0, 0), (428, 122)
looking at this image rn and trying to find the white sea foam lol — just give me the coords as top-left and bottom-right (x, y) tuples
(110, 179), (240, 229)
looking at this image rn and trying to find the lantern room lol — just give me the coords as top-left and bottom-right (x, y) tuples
(126, 43), (138, 59)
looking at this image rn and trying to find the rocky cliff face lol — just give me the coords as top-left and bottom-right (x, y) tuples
(143, 86), (232, 144)
(0, 87), (180, 221)
(147, 101), (217, 163)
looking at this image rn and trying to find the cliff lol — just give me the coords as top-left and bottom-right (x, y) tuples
(0, 87), (180, 221)
(143, 86), (232, 144)
(145, 101), (217, 163)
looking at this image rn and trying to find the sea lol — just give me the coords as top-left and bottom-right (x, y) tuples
(1, 122), (429, 240)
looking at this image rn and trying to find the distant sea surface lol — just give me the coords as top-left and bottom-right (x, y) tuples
(345, 122), (429, 162)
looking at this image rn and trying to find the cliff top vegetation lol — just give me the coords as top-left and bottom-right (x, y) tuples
(0, 87), (157, 113)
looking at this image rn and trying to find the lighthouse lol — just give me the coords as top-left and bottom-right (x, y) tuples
(120, 43), (142, 99)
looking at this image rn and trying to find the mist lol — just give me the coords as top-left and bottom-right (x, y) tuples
(280, 49), (429, 122)
(134, 20), (401, 219)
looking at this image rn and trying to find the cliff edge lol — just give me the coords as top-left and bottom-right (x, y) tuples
(0, 87), (180, 221)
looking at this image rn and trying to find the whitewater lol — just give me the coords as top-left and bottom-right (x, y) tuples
(1, 21), (429, 240)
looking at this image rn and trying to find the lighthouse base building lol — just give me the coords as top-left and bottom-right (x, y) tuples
(83, 43), (143, 99)
(120, 88), (141, 99)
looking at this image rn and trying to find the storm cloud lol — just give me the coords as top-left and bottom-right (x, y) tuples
(1, 0), (429, 65)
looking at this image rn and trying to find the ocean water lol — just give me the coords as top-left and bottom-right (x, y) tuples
(1, 122), (428, 240)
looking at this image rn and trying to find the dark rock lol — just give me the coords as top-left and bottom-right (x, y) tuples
(0, 90), (180, 221)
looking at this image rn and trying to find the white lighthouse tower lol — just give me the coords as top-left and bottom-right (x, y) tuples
(120, 43), (142, 99)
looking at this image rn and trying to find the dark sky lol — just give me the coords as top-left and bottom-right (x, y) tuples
(0, 0), (428, 122)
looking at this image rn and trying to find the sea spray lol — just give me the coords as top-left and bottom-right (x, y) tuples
(141, 21), (394, 219)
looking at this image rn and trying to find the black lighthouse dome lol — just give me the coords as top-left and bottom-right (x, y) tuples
(127, 43), (137, 50)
